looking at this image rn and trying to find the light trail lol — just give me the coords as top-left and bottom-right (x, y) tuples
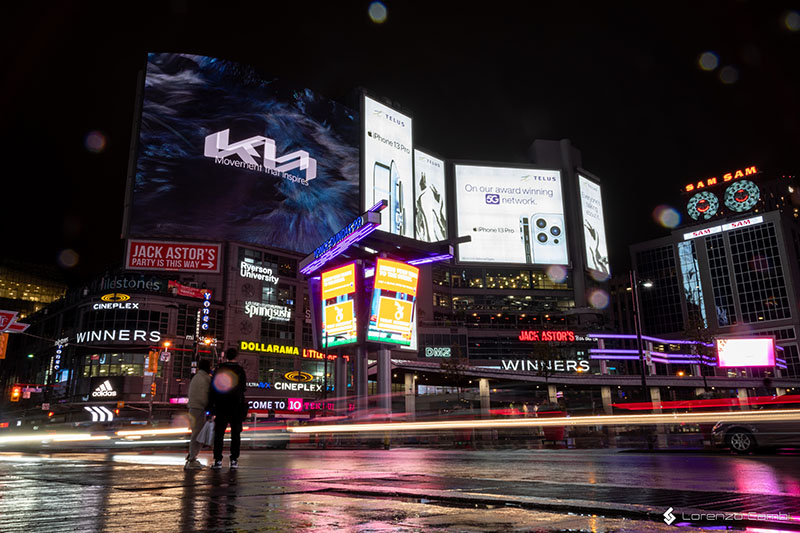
(287, 409), (800, 434)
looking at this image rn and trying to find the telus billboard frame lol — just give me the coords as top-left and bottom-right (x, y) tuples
(450, 159), (571, 267)
(413, 147), (449, 243)
(576, 169), (610, 277)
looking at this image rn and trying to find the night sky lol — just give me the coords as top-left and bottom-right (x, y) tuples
(2, 1), (799, 286)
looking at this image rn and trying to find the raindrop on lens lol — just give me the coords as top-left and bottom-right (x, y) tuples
(698, 51), (719, 71)
(589, 289), (610, 309)
(368, 2), (387, 23)
(546, 265), (567, 283)
(57, 249), (79, 268)
(85, 131), (107, 153)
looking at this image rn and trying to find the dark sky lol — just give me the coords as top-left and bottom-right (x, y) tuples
(2, 1), (799, 286)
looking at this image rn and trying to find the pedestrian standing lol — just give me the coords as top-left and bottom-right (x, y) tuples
(209, 348), (247, 469)
(185, 358), (212, 470)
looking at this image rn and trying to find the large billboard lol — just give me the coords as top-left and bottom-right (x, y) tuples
(454, 164), (567, 265)
(368, 259), (419, 345)
(320, 262), (358, 347)
(362, 95), (413, 237)
(578, 175), (610, 275)
(414, 150), (447, 242)
(716, 337), (775, 368)
(126, 53), (360, 255)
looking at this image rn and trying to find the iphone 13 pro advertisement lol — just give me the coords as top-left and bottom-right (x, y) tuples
(578, 175), (610, 275)
(128, 53), (360, 255)
(362, 95), (413, 237)
(454, 164), (568, 265)
(414, 149), (448, 242)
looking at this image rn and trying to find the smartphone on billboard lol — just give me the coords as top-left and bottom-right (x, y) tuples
(530, 213), (568, 265)
(520, 216), (532, 263)
(373, 161), (392, 210)
(390, 160), (405, 236)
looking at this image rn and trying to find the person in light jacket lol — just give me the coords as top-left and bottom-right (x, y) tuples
(184, 358), (212, 470)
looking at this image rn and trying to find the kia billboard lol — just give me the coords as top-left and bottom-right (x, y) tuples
(126, 53), (360, 255)
(414, 149), (447, 242)
(578, 175), (610, 276)
(716, 337), (776, 367)
(454, 164), (568, 265)
(362, 95), (413, 237)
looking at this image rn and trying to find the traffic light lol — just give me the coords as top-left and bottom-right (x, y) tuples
(10, 386), (21, 402)
(147, 350), (158, 373)
(150, 382), (156, 396)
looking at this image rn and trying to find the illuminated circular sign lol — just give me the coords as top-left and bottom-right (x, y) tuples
(284, 371), (313, 383)
(686, 191), (719, 221)
(101, 293), (130, 302)
(724, 180), (760, 213)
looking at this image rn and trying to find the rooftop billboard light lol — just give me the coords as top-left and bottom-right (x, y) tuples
(126, 53), (360, 255)
(716, 337), (775, 368)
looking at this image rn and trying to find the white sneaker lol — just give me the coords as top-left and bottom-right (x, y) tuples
(230, 459), (239, 469)
(184, 460), (204, 470)
(211, 460), (223, 470)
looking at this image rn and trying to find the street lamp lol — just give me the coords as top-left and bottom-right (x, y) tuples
(628, 270), (651, 398)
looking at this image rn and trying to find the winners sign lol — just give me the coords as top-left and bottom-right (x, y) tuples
(367, 258), (419, 346)
(320, 263), (358, 347)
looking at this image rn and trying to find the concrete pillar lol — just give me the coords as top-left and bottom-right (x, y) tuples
(601, 386), (613, 415)
(404, 373), (416, 420)
(377, 348), (392, 415)
(649, 387), (662, 413)
(598, 339), (608, 375)
(691, 364), (701, 377)
(355, 346), (368, 416)
(646, 341), (656, 375)
(335, 354), (347, 415)
(479, 378), (490, 418)
(548, 384), (558, 404)
(737, 388), (750, 410)
(776, 387), (787, 396)
(695, 387), (706, 397)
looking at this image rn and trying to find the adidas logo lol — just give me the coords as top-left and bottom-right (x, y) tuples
(91, 380), (117, 398)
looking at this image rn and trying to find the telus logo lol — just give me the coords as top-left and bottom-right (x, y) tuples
(204, 129), (318, 180)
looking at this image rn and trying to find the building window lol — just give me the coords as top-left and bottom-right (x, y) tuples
(636, 246), (683, 335)
(678, 240), (707, 328)
(706, 235), (737, 327)
(729, 223), (791, 323)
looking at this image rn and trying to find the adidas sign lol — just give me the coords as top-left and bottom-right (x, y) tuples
(91, 380), (118, 398)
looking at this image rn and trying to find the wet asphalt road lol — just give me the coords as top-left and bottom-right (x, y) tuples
(1, 448), (798, 532)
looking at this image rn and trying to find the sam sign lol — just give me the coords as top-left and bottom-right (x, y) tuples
(320, 262), (358, 347)
(368, 258), (419, 346)
(125, 240), (221, 273)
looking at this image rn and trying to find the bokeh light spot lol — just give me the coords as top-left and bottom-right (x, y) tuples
(546, 265), (568, 283)
(698, 51), (719, 71)
(368, 2), (387, 24)
(652, 205), (681, 229)
(212, 369), (237, 393)
(85, 131), (107, 153)
(719, 66), (739, 84)
(589, 289), (610, 309)
(57, 249), (79, 268)
(785, 10), (800, 31)
(589, 269), (610, 282)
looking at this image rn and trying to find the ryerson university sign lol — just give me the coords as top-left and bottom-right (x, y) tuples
(204, 129), (318, 185)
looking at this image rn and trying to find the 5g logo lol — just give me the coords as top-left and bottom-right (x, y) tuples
(485, 194), (500, 205)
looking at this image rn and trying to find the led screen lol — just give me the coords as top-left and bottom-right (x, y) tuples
(367, 258), (419, 345)
(127, 53), (360, 254)
(454, 164), (567, 264)
(716, 337), (775, 367)
(578, 175), (610, 275)
(363, 95), (413, 237)
(414, 150), (447, 242)
(320, 263), (358, 347)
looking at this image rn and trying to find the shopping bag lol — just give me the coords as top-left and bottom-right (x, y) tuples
(197, 419), (215, 447)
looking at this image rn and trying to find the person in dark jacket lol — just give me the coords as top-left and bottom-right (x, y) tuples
(209, 348), (247, 469)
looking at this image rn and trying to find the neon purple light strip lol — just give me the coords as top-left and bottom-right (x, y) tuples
(300, 222), (379, 275)
(589, 333), (713, 346)
(408, 254), (453, 266)
(368, 200), (387, 212)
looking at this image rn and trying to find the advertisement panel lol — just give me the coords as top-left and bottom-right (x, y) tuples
(454, 164), (567, 265)
(320, 262), (358, 347)
(363, 95), (413, 237)
(578, 175), (610, 275)
(368, 258), (419, 345)
(414, 149), (447, 242)
(716, 337), (775, 367)
(127, 53), (359, 255)
(125, 239), (221, 273)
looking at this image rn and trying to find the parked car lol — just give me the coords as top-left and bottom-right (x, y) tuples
(711, 396), (800, 453)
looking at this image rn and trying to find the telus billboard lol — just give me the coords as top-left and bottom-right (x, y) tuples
(578, 175), (610, 275)
(414, 150), (447, 242)
(454, 164), (568, 265)
(362, 95), (413, 237)
(127, 53), (360, 254)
